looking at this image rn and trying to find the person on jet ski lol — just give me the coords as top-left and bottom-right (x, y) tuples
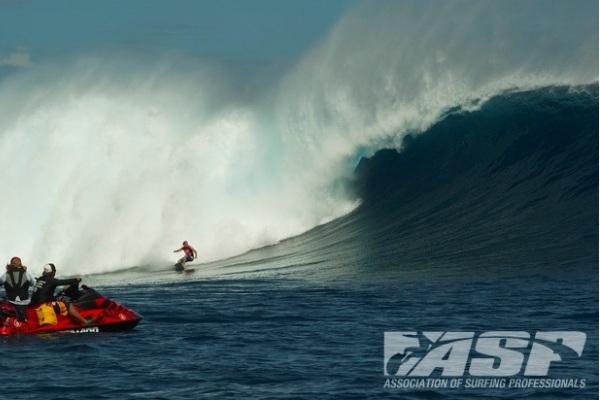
(173, 240), (198, 268)
(31, 263), (89, 325)
(0, 256), (36, 321)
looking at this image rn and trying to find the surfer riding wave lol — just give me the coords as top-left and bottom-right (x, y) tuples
(173, 241), (198, 270)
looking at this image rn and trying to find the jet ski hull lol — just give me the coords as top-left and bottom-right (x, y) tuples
(0, 286), (142, 335)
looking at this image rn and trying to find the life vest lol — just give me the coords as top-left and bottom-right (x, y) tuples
(4, 266), (30, 302)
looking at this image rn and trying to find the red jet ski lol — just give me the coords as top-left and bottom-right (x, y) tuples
(0, 285), (142, 335)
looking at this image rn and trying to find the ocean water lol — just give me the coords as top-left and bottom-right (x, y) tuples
(0, 2), (598, 399)
(0, 84), (597, 400)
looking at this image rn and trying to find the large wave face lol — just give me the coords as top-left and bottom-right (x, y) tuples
(214, 85), (597, 282)
(352, 85), (598, 278)
(0, 0), (597, 275)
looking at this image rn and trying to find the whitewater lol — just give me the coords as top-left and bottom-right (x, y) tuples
(0, 0), (596, 276)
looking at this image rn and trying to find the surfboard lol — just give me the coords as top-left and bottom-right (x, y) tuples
(174, 262), (195, 274)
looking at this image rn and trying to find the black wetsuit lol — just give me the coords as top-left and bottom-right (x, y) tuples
(31, 276), (79, 304)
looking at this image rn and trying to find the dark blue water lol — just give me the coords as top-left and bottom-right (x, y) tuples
(1, 85), (597, 399)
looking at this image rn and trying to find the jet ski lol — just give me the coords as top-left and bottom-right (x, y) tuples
(0, 285), (142, 335)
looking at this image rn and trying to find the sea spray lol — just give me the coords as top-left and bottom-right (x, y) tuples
(0, 56), (358, 275)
